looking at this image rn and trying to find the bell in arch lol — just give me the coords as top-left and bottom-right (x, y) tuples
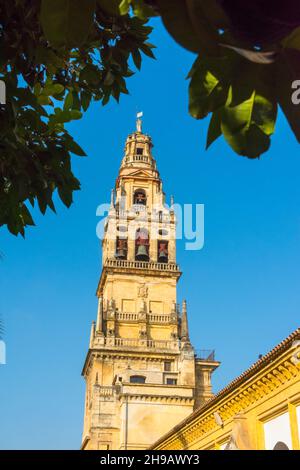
(135, 228), (149, 261)
(134, 189), (146, 206)
(116, 238), (127, 259)
(136, 244), (148, 260)
(158, 241), (168, 263)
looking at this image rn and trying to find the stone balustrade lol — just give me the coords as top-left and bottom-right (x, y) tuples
(101, 337), (180, 351)
(107, 311), (177, 324)
(93, 385), (115, 397)
(104, 258), (179, 272)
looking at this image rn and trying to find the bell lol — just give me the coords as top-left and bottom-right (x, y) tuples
(116, 238), (127, 259)
(116, 248), (126, 259)
(136, 245), (149, 260)
(158, 243), (168, 262)
(158, 250), (168, 262)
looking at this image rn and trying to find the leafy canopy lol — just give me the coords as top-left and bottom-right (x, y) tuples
(1, 0), (300, 236)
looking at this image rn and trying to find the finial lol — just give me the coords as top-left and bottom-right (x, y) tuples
(136, 111), (143, 133)
(96, 297), (103, 333)
(110, 188), (115, 207)
(89, 321), (95, 348)
(181, 300), (190, 342)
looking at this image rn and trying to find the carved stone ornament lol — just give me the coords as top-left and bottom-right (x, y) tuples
(138, 283), (148, 298)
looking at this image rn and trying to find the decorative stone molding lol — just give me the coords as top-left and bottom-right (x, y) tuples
(138, 283), (148, 298)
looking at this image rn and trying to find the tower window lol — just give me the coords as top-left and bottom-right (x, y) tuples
(166, 378), (177, 385)
(130, 375), (146, 384)
(133, 188), (146, 206)
(164, 361), (172, 372)
(157, 240), (168, 263)
(136, 147), (143, 155)
(135, 228), (149, 261)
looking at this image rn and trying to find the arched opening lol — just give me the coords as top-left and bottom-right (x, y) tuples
(115, 237), (128, 260)
(157, 240), (168, 263)
(133, 188), (146, 206)
(135, 228), (149, 261)
(130, 375), (146, 384)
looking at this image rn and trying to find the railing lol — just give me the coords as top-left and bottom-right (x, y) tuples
(112, 210), (173, 223)
(195, 349), (215, 361)
(148, 314), (173, 323)
(93, 386), (115, 397)
(104, 337), (180, 351)
(104, 258), (180, 272)
(124, 155), (150, 163)
(113, 312), (174, 323)
(115, 312), (139, 321)
(131, 204), (147, 213)
(132, 154), (150, 163)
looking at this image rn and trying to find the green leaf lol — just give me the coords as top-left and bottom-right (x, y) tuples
(65, 137), (87, 156)
(132, 0), (155, 19)
(72, 91), (81, 111)
(282, 26), (300, 51)
(37, 95), (52, 105)
(40, 0), (96, 48)
(37, 194), (48, 215)
(155, 0), (221, 54)
(104, 70), (115, 86)
(132, 49), (142, 70)
(102, 92), (110, 106)
(119, 0), (131, 15)
(140, 43), (155, 59)
(81, 91), (92, 111)
(222, 122), (271, 158)
(64, 91), (74, 111)
(188, 55), (233, 120)
(206, 110), (221, 149)
(21, 205), (35, 226)
(58, 185), (73, 207)
(189, 67), (227, 119)
(42, 83), (65, 96)
(80, 64), (101, 85)
(70, 109), (82, 120)
(221, 86), (277, 158)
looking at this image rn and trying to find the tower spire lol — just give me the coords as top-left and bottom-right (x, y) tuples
(181, 300), (190, 342)
(89, 321), (95, 348)
(136, 111), (143, 133)
(96, 297), (103, 333)
(110, 188), (115, 208)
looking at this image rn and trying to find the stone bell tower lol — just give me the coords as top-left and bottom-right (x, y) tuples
(81, 114), (219, 450)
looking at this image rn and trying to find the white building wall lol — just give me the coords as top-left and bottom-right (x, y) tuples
(264, 412), (292, 450)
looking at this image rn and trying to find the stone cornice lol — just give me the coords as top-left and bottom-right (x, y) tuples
(119, 394), (194, 405)
(81, 348), (182, 377)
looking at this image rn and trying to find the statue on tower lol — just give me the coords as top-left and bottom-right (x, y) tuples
(136, 111), (143, 133)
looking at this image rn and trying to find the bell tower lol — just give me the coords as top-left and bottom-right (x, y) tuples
(81, 114), (219, 450)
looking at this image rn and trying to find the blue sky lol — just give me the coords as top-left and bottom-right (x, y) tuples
(0, 18), (300, 449)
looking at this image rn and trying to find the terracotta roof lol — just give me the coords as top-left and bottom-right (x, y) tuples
(150, 327), (300, 449)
